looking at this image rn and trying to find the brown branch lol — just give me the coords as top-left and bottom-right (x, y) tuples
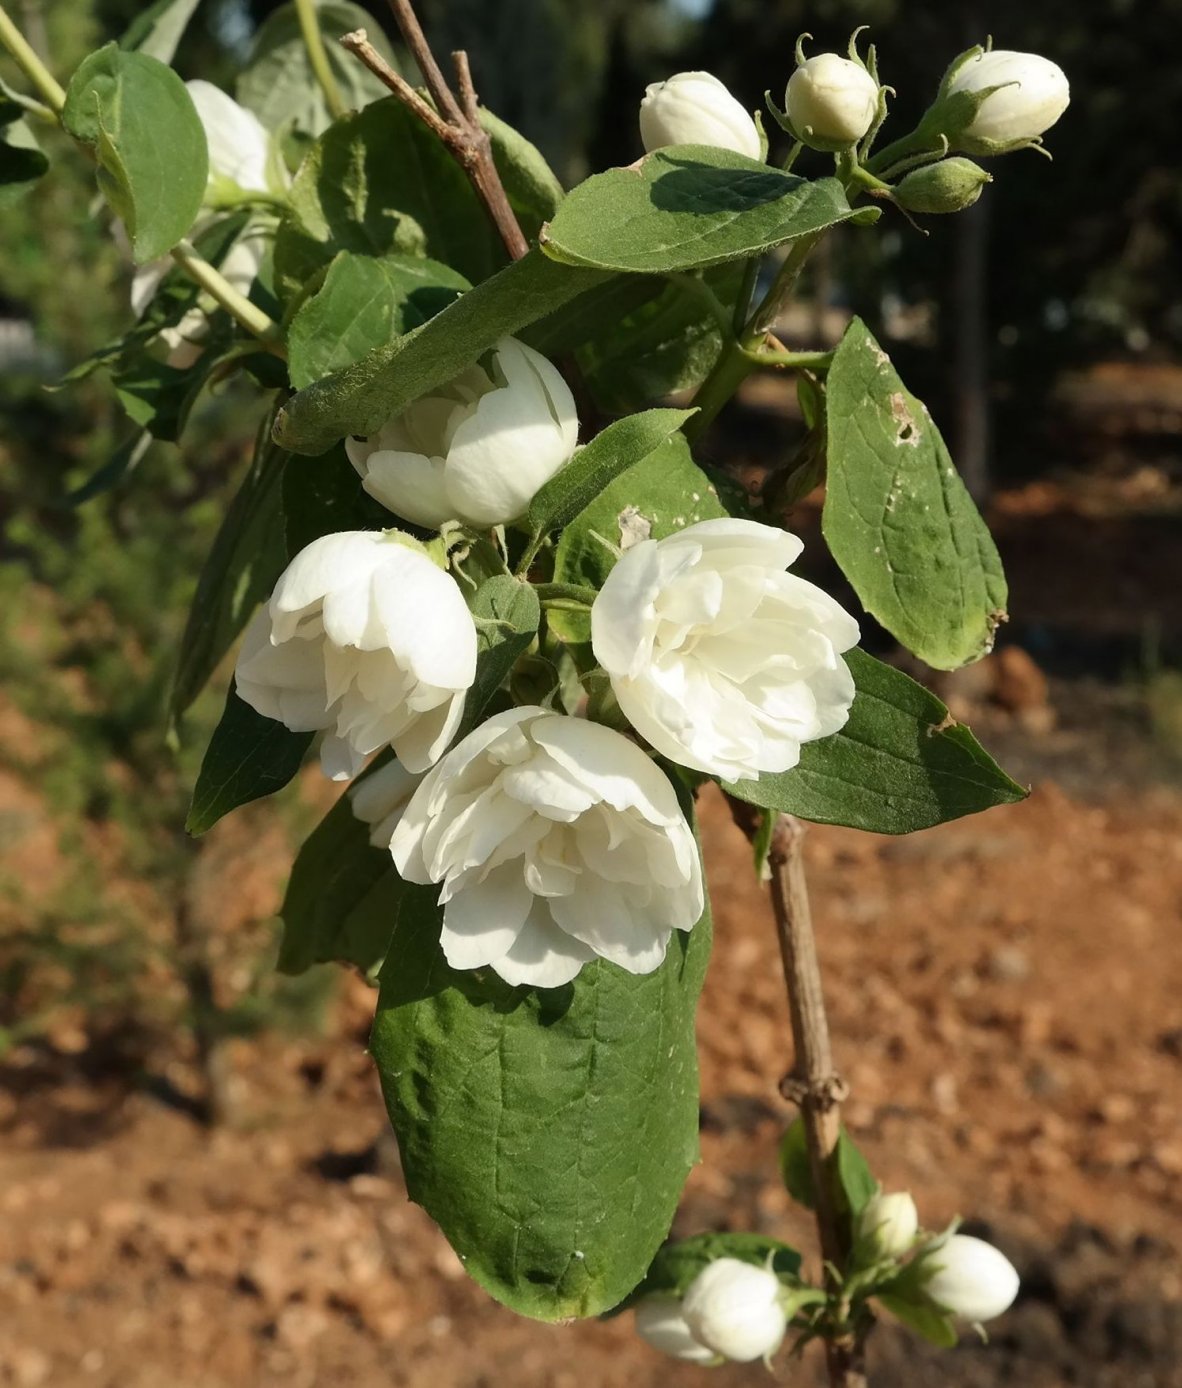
(727, 798), (870, 1388)
(340, 18), (528, 263)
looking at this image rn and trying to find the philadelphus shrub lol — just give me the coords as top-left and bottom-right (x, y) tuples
(18, 0), (1070, 1373)
(592, 518), (859, 780)
(639, 71), (762, 160)
(346, 337), (579, 528)
(235, 532), (477, 778)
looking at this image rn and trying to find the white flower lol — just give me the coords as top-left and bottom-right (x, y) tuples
(186, 79), (289, 200)
(346, 338), (578, 530)
(235, 531), (477, 779)
(634, 1297), (718, 1365)
(349, 760), (422, 848)
(785, 54), (879, 147)
(681, 1258), (786, 1363)
(946, 50), (1069, 149)
(591, 517), (859, 781)
(920, 1234), (1020, 1323)
(857, 1191), (919, 1259)
(639, 71), (762, 161)
(389, 707), (703, 989)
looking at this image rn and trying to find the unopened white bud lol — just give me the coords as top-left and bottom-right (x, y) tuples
(946, 50), (1069, 149)
(639, 71), (762, 161)
(681, 1258), (787, 1363)
(634, 1296), (717, 1364)
(921, 1234), (1020, 1323)
(857, 1191), (919, 1259)
(785, 54), (879, 148)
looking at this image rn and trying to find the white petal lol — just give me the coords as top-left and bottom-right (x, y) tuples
(186, 80), (274, 194)
(529, 715), (684, 826)
(270, 532), (387, 622)
(357, 448), (454, 529)
(549, 880), (671, 976)
(490, 901), (595, 988)
(440, 864), (532, 969)
(369, 547), (477, 689)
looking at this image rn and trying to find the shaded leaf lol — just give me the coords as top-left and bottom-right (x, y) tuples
(481, 106), (564, 242)
(725, 650), (1026, 833)
(0, 99), (48, 204)
(457, 577), (540, 741)
(119, 0), (201, 64)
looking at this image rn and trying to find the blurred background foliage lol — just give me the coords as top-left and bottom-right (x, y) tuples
(0, 0), (1178, 1089)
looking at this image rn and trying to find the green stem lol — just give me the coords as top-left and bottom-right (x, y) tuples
(668, 271), (735, 338)
(748, 231), (823, 337)
(684, 336), (758, 444)
(743, 346), (834, 371)
(170, 240), (285, 355)
(294, 0), (346, 120)
(0, 2), (65, 111)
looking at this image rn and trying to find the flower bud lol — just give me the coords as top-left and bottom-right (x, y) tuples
(634, 1297), (717, 1364)
(639, 71), (762, 161)
(346, 338), (578, 530)
(857, 1191), (919, 1259)
(894, 158), (991, 215)
(920, 1234), (1020, 1323)
(945, 50), (1069, 151)
(680, 1258), (787, 1363)
(785, 54), (879, 149)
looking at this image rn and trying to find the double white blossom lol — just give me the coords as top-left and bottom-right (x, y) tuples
(346, 338), (578, 530)
(681, 1258), (787, 1363)
(785, 53), (880, 147)
(639, 71), (762, 161)
(388, 707), (703, 989)
(634, 1297), (718, 1365)
(235, 531), (477, 780)
(350, 760), (422, 847)
(946, 50), (1070, 149)
(919, 1234), (1020, 1323)
(591, 518), (859, 781)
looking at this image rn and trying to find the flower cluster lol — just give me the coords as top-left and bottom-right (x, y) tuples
(236, 339), (859, 987)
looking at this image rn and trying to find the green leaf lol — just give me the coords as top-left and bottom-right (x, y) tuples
(238, 1), (399, 136)
(613, 1231), (802, 1315)
(541, 148), (866, 273)
(281, 442), (391, 558)
(778, 1121), (876, 1220)
(823, 318), (1007, 670)
(0, 99), (48, 204)
(119, 0), (201, 64)
(186, 689), (312, 835)
(725, 650), (1026, 833)
(458, 577), (540, 740)
(66, 431), (152, 506)
(521, 274), (666, 359)
(577, 263), (746, 413)
(525, 408), (694, 543)
(278, 785), (405, 979)
(371, 854), (712, 1319)
(274, 249), (609, 455)
(877, 1293), (959, 1349)
(171, 410), (289, 722)
(273, 97), (505, 300)
(481, 106), (564, 242)
(62, 44), (208, 264)
(287, 252), (469, 390)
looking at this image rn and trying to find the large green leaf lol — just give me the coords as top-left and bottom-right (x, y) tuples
(371, 865), (712, 1320)
(186, 690), (312, 835)
(119, 0), (201, 64)
(273, 97), (505, 300)
(62, 44), (207, 263)
(274, 249), (609, 455)
(278, 787), (405, 979)
(170, 410), (289, 722)
(287, 252), (469, 390)
(237, 1), (399, 136)
(725, 650), (1026, 832)
(823, 318), (1008, 670)
(0, 99), (48, 204)
(525, 408), (694, 544)
(541, 147), (867, 273)
(521, 274), (666, 358)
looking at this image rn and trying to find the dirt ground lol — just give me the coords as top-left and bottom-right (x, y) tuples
(2, 400), (1182, 1386)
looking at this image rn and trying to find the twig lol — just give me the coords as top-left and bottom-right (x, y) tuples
(0, 0), (65, 111)
(339, 19), (528, 262)
(170, 240), (286, 356)
(727, 798), (869, 1387)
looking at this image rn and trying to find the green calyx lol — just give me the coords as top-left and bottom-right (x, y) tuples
(894, 157), (991, 214)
